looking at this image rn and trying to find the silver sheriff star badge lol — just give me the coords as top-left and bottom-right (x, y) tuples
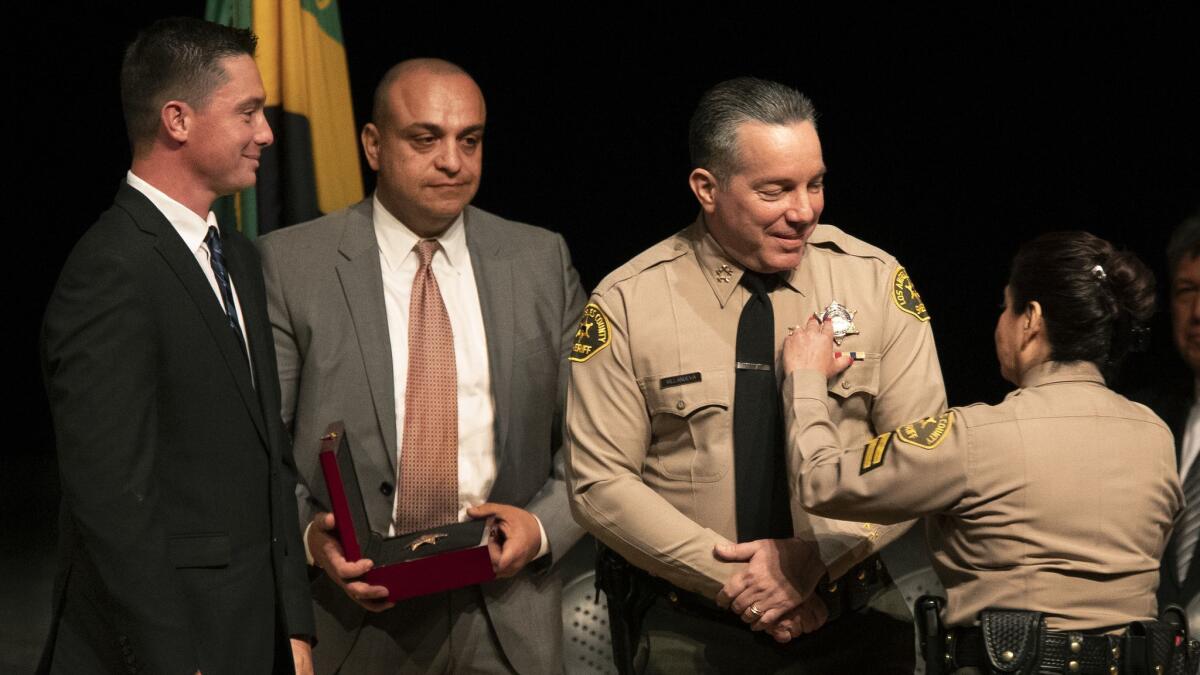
(817, 300), (859, 345)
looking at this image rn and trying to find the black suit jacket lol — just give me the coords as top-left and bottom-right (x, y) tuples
(39, 183), (315, 674)
(1139, 373), (1198, 611)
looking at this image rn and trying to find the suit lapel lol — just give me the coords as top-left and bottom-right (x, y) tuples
(116, 185), (268, 448)
(1178, 395), (1200, 597)
(335, 201), (399, 474)
(221, 233), (272, 446)
(465, 207), (514, 465)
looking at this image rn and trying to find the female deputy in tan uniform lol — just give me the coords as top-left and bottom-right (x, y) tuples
(782, 231), (1186, 674)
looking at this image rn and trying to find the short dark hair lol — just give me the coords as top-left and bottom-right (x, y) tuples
(688, 77), (817, 183)
(1008, 231), (1155, 367)
(1167, 210), (1200, 279)
(121, 17), (258, 149)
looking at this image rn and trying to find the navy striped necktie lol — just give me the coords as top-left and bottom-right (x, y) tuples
(204, 226), (250, 369)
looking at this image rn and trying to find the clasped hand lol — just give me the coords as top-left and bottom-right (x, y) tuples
(713, 538), (829, 643)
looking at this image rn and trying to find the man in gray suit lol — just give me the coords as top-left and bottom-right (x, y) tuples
(258, 59), (585, 674)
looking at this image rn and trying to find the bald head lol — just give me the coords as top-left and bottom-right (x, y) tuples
(371, 58), (482, 129)
(361, 58), (487, 237)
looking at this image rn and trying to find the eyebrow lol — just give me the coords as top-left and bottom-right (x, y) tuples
(236, 95), (266, 107)
(402, 122), (486, 137)
(754, 168), (827, 185)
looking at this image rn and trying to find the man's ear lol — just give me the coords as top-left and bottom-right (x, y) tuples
(361, 123), (382, 172)
(688, 168), (719, 214)
(161, 100), (190, 144)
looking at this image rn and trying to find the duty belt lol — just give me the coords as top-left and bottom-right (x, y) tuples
(915, 598), (1199, 675)
(947, 625), (1127, 674)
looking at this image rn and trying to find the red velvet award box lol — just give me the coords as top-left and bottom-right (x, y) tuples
(318, 421), (495, 601)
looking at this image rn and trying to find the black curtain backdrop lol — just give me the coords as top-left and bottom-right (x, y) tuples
(6, 3), (1198, 669)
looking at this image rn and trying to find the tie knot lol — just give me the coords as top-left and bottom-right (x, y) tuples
(740, 270), (777, 296)
(205, 225), (221, 246)
(415, 239), (441, 267)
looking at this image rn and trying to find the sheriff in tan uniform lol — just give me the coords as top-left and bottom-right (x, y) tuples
(789, 359), (1181, 631)
(566, 216), (946, 602)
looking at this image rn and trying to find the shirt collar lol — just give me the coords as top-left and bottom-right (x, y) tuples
(1017, 360), (1107, 389)
(372, 193), (468, 273)
(690, 213), (805, 308)
(126, 171), (218, 255)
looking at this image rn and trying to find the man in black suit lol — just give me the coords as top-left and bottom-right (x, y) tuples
(40, 18), (314, 674)
(1154, 211), (1200, 615)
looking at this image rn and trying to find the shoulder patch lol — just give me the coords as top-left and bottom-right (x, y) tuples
(892, 266), (930, 321)
(859, 431), (893, 474)
(894, 411), (954, 449)
(569, 303), (611, 363)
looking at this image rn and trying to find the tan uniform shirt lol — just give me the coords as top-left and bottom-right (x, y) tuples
(566, 218), (947, 599)
(789, 360), (1183, 630)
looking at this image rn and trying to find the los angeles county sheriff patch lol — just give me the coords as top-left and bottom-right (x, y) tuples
(894, 411), (954, 450)
(569, 303), (611, 363)
(892, 267), (930, 322)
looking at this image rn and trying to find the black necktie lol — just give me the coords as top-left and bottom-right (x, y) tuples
(733, 271), (792, 542)
(204, 226), (250, 365)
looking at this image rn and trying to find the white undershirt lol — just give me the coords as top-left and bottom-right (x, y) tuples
(125, 171), (251, 367)
(1179, 380), (1200, 482)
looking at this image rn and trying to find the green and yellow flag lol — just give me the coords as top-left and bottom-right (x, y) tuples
(206, 0), (363, 238)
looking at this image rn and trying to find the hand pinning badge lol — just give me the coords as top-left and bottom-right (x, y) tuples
(817, 300), (859, 345)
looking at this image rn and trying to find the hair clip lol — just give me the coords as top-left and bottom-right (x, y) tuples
(1129, 324), (1151, 353)
(1091, 264), (1107, 281)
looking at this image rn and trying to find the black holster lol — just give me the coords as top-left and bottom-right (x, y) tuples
(1124, 605), (1199, 675)
(594, 543), (656, 675)
(915, 594), (947, 675)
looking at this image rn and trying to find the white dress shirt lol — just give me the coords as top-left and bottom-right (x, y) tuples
(374, 196), (548, 557)
(125, 171), (252, 367)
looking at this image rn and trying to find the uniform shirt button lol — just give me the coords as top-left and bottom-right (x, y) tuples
(841, 381), (851, 390)
(675, 400), (686, 410)
(380, 482), (395, 497)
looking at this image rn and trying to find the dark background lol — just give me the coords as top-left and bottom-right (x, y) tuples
(4, 4), (1198, 670)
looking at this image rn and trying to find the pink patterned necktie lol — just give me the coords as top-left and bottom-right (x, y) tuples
(394, 239), (459, 533)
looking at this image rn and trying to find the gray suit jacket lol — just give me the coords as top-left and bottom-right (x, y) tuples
(258, 199), (586, 674)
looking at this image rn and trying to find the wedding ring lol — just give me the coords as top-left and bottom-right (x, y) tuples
(749, 604), (764, 618)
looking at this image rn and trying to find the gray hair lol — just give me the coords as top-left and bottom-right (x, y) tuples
(688, 77), (817, 183)
(1167, 209), (1200, 278)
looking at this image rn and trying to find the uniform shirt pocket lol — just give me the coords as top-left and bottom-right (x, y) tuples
(640, 369), (731, 482)
(826, 354), (880, 400)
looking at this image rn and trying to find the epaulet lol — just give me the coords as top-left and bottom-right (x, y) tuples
(954, 401), (1014, 429)
(807, 224), (896, 266)
(592, 231), (690, 296)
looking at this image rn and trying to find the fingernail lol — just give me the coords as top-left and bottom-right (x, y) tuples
(833, 352), (842, 359)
